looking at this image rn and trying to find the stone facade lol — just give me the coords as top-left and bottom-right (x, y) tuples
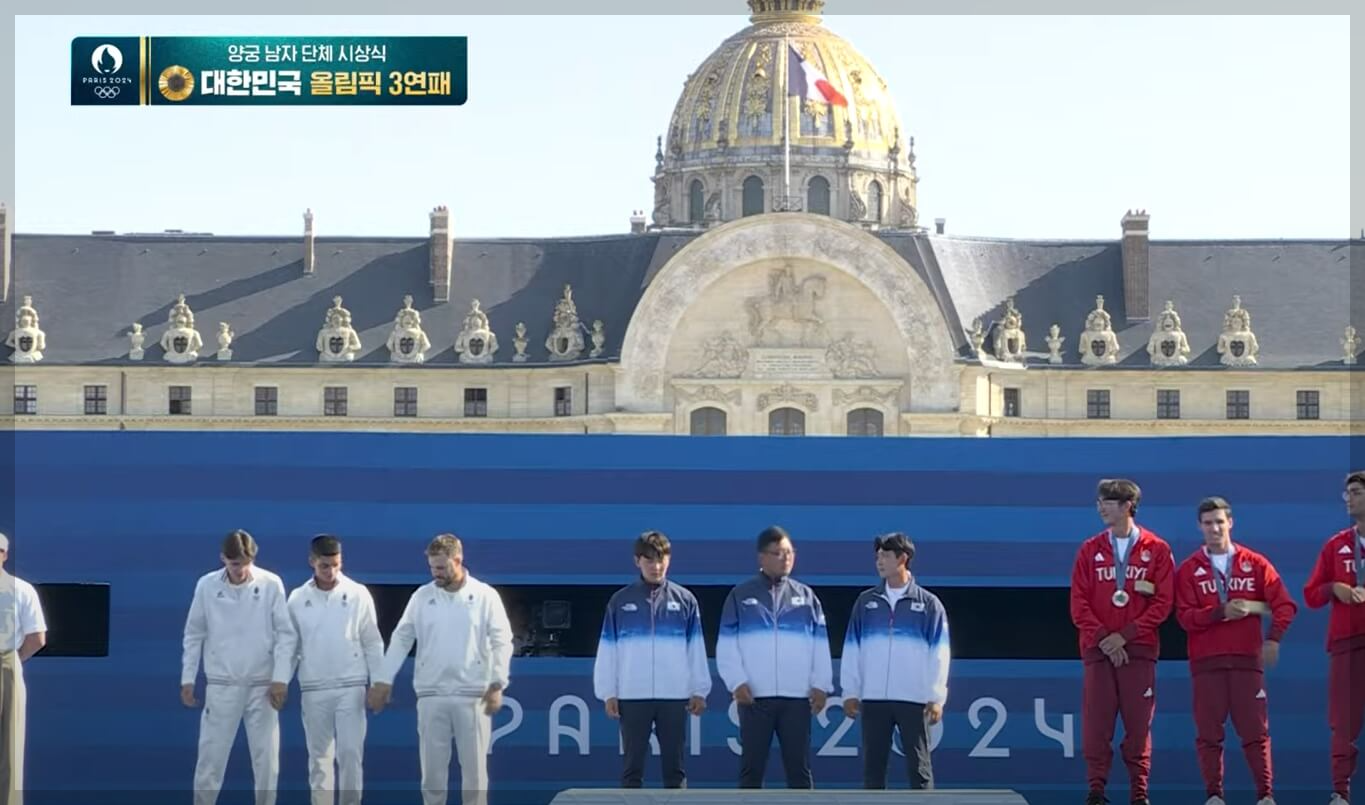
(1, 4), (1355, 438)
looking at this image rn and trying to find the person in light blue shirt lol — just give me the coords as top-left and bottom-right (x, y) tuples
(593, 531), (710, 789)
(717, 526), (833, 789)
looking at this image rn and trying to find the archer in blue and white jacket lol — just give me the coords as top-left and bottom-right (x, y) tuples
(716, 573), (834, 699)
(593, 579), (711, 702)
(839, 579), (951, 705)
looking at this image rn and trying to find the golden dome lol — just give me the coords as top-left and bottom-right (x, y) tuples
(665, 0), (908, 169)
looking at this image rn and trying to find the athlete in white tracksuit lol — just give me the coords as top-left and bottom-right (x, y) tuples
(286, 536), (385, 805)
(181, 531), (296, 805)
(370, 534), (513, 805)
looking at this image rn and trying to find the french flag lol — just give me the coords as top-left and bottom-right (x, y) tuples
(787, 43), (847, 107)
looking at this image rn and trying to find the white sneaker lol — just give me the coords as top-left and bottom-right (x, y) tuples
(1328, 794), (1349, 805)
(1256, 798), (1276, 805)
(1204, 797), (1225, 805)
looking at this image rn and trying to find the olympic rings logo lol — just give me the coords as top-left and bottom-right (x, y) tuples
(93, 86), (120, 100)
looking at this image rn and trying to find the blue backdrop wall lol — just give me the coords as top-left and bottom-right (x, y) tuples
(4, 431), (1360, 805)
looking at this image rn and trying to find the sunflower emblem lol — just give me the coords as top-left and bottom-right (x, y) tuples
(158, 65), (194, 101)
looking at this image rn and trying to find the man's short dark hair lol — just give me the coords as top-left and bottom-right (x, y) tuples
(1346, 471), (1365, 489)
(634, 530), (671, 561)
(756, 525), (791, 553)
(874, 532), (915, 562)
(1196, 496), (1232, 520)
(310, 534), (342, 557)
(1097, 478), (1142, 516)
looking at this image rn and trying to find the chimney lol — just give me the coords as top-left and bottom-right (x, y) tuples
(629, 209), (647, 234)
(1120, 209), (1151, 322)
(934, 217), (945, 235)
(429, 205), (453, 302)
(302, 208), (315, 275)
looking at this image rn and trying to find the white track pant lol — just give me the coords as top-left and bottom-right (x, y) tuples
(301, 687), (367, 805)
(0, 653), (26, 805)
(193, 684), (279, 805)
(417, 695), (490, 805)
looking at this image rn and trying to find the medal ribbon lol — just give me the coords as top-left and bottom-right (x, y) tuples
(1110, 529), (1133, 598)
(1354, 530), (1363, 587)
(1210, 554), (1230, 604)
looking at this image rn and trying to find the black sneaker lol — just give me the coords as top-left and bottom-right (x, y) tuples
(1131, 798), (1151, 805)
(1085, 793), (1107, 805)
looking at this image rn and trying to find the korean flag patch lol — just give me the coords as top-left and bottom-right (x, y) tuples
(666, 600), (681, 611)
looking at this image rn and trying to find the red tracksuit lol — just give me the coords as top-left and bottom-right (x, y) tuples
(1175, 543), (1297, 800)
(1070, 526), (1175, 800)
(1303, 526), (1365, 800)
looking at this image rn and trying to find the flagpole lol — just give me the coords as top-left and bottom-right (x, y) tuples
(783, 36), (790, 203)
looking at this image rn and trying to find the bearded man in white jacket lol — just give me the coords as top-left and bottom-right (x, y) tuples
(369, 534), (513, 805)
(181, 530), (297, 805)
(286, 535), (385, 805)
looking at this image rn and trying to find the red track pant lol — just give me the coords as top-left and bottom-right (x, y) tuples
(1329, 644), (1365, 799)
(1082, 657), (1156, 799)
(1191, 666), (1272, 799)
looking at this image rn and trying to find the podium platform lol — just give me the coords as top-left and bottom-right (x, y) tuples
(549, 789), (1031, 805)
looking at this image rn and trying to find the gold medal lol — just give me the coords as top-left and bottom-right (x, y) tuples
(158, 65), (194, 102)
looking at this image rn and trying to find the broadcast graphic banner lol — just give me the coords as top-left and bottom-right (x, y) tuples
(70, 35), (468, 106)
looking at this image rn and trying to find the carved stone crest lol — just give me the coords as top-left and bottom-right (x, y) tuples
(1045, 324), (1064, 364)
(316, 296), (362, 362)
(687, 331), (749, 378)
(1343, 325), (1360, 365)
(455, 298), (497, 364)
(1147, 300), (1190, 367)
(387, 295), (432, 364)
(1079, 295), (1120, 366)
(992, 298), (1027, 363)
(744, 264), (828, 347)
(1216, 295), (1259, 367)
(161, 294), (202, 364)
(545, 285), (585, 361)
(757, 383), (818, 412)
(825, 332), (878, 378)
(6, 295), (45, 364)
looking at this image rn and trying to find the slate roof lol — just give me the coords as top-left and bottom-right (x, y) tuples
(2, 226), (1359, 369)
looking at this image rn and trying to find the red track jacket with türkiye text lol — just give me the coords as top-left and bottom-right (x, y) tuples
(1174, 543), (1297, 673)
(1302, 527), (1365, 654)
(1069, 526), (1175, 662)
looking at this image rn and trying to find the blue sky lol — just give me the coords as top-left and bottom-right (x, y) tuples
(16, 14), (1350, 240)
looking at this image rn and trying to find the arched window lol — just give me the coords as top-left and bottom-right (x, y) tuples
(807, 176), (830, 215)
(689, 179), (704, 224)
(846, 408), (884, 436)
(867, 180), (883, 223)
(742, 176), (765, 217)
(768, 407), (805, 436)
(689, 407), (727, 435)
